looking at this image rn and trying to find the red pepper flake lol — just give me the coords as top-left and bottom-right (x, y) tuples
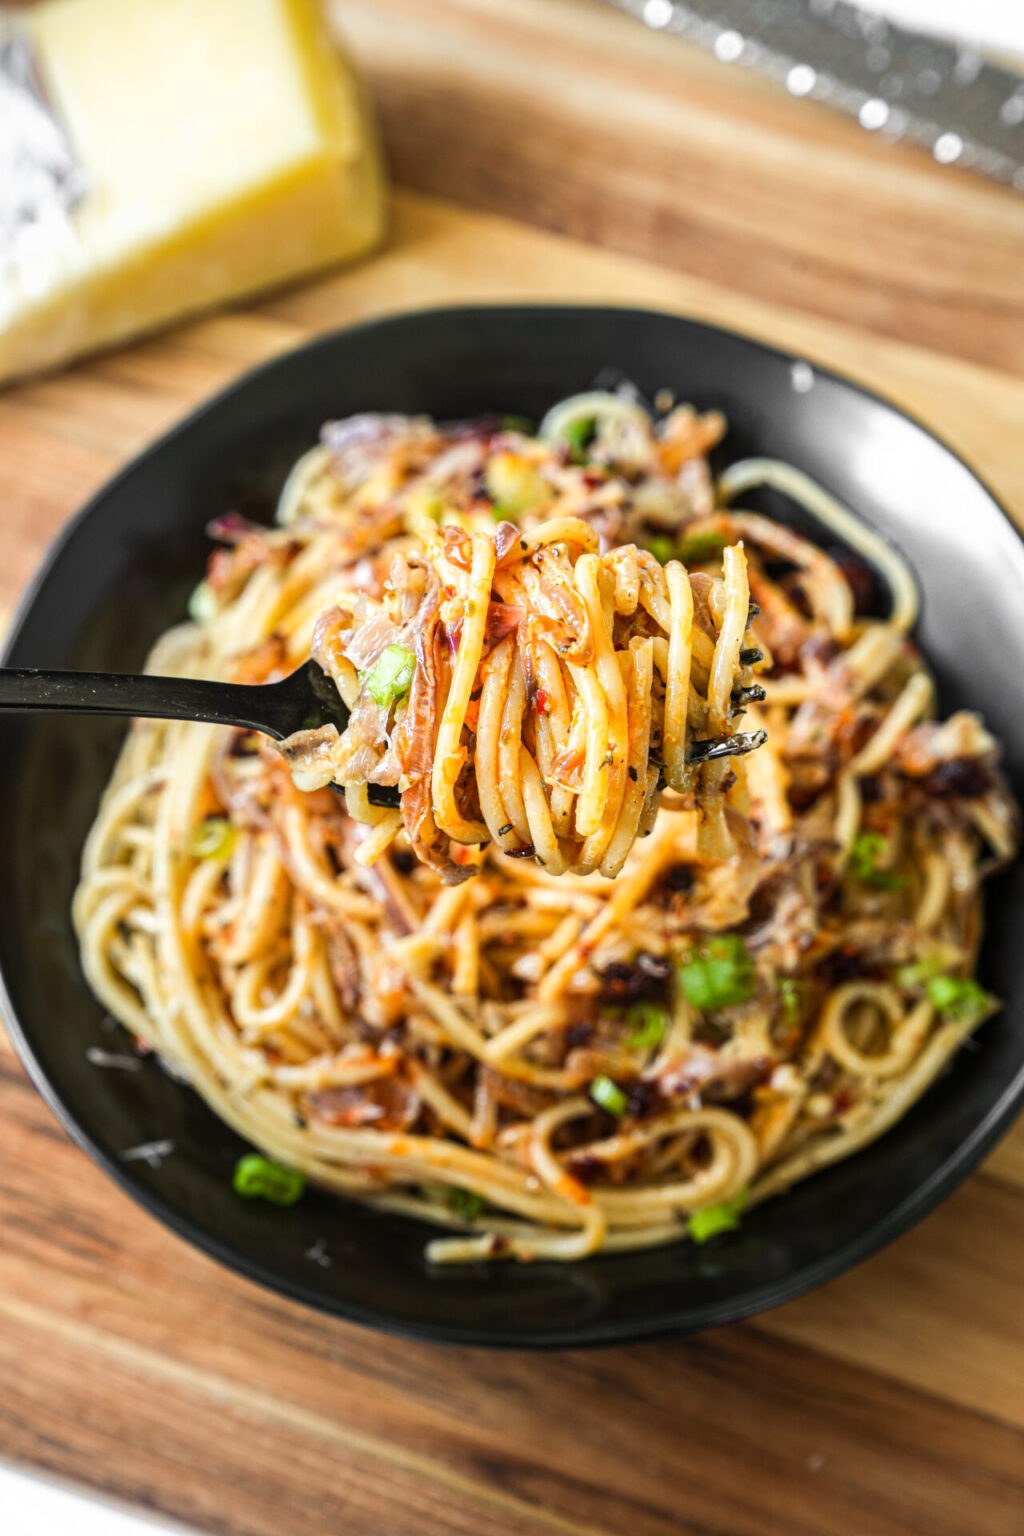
(535, 688), (550, 716)
(554, 1171), (592, 1206)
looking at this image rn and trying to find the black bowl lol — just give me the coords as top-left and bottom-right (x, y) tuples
(2, 306), (1022, 1348)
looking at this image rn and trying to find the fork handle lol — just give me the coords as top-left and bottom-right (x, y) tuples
(0, 668), (283, 737)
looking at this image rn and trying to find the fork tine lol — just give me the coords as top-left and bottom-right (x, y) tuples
(687, 729), (768, 764)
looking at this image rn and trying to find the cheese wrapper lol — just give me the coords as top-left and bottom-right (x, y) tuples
(0, 0), (386, 384)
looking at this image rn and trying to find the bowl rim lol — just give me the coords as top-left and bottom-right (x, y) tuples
(3, 301), (1023, 1349)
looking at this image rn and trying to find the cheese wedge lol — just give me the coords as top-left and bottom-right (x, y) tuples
(0, 0), (386, 384)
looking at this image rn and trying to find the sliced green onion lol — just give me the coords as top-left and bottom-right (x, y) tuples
(626, 1001), (668, 1051)
(562, 416), (596, 463)
(233, 1154), (305, 1206)
(484, 452), (552, 513)
(445, 1187), (485, 1221)
(647, 532), (728, 568)
(416, 491), (445, 522)
(926, 975), (991, 1021)
(540, 392), (648, 456)
(362, 643), (416, 707)
(590, 1075), (629, 1117)
(190, 817), (237, 860)
(777, 977), (802, 1024)
(688, 1190), (748, 1244)
(848, 831), (907, 890)
(679, 934), (755, 1012)
(187, 578), (217, 624)
(896, 956), (947, 989)
(646, 534), (677, 566)
(676, 531), (727, 565)
(498, 413), (536, 435)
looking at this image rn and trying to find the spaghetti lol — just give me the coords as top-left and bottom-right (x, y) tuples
(74, 394), (1019, 1263)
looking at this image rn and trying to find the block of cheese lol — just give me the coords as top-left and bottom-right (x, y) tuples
(0, 0), (386, 384)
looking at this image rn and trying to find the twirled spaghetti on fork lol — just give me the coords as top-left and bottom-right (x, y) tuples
(73, 393), (1019, 1262)
(282, 501), (763, 881)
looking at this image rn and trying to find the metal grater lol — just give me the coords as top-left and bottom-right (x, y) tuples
(604, 0), (1024, 191)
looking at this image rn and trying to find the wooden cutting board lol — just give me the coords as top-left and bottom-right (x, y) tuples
(2, 5), (1024, 1532)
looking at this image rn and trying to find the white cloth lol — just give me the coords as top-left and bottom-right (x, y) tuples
(0, 1460), (200, 1536)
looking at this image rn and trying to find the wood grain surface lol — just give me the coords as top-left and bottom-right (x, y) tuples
(2, 12), (1024, 1529)
(336, 0), (1024, 376)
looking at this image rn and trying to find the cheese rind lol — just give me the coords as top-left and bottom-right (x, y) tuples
(1, 0), (386, 384)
